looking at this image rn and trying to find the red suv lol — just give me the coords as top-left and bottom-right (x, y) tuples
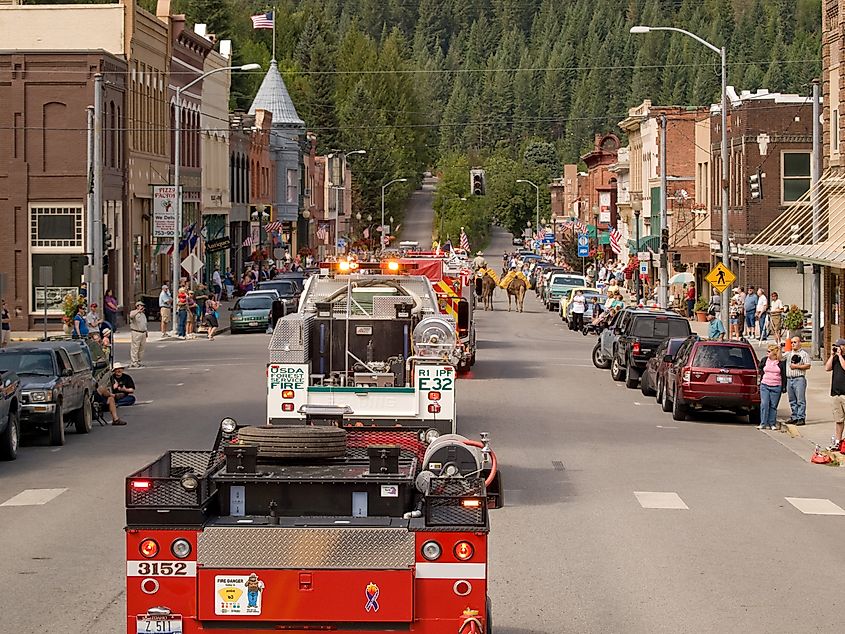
(663, 338), (761, 423)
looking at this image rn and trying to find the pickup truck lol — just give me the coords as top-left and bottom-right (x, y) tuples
(0, 370), (21, 460)
(0, 341), (99, 446)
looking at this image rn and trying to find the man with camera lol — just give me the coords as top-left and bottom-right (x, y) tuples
(825, 338), (845, 448)
(786, 336), (811, 426)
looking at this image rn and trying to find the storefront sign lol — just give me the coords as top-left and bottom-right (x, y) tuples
(152, 186), (178, 238)
(206, 237), (231, 253)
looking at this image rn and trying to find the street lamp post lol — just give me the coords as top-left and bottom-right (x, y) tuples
(381, 178), (407, 251)
(634, 206), (642, 303)
(173, 63), (260, 291)
(631, 24), (729, 325)
(328, 149), (366, 254)
(516, 179), (540, 247)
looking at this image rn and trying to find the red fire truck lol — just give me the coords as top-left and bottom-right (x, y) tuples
(125, 423), (498, 633)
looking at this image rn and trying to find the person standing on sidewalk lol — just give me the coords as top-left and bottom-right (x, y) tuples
(769, 292), (785, 345)
(825, 338), (845, 450)
(744, 285), (757, 338)
(175, 286), (188, 339)
(571, 289), (587, 331)
(685, 282), (696, 318)
(104, 289), (120, 332)
(786, 336), (811, 426)
(706, 310), (726, 341)
(204, 297), (219, 340)
(758, 344), (787, 430)
(1, 299), (10, 349)
(158, 284), (172, 336)
(73, 304), (89, 339)
(128, 301), (148, 368)
(756, 288), (769, 341)
(186, 290), (198, 339)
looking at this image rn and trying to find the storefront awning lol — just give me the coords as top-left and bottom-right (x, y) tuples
(627, 235), (660, 254)
(745, 169), (845, 267)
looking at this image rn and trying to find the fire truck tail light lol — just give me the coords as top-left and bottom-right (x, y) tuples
(170, 538), (192, 559)
(282, 390), (295, 399)
(421, 540), (442, 561)
(130, 479), (152, 490)
(139, 539), (159, 559)
(428, 391), (441, 401)
(282, 403), (295, 412)
(427, 403), (441, 414)
(386, 260), (400, 271)
(454, 540), (475, 561)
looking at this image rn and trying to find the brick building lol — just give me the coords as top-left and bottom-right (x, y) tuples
(0, 52), (126, 329)
(710, 88), (813, 303)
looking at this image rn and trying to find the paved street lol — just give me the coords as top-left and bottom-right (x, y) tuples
(3, 190), (845, 633)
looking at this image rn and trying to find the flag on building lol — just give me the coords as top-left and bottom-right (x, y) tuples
(574, 220), (588, 234)
(537, 227), (546, 241)
(242, 236), (256, 247)
(316, 224), (329, 243)
(459, 228), (470, 252)
(609, 228), (622, 255)
(251, 11), (274, 29)
(265, 221), (282, 232)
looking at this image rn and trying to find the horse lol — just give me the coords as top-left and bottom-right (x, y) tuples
(507, 277), (526, 312)
(480, 271), (497, 311)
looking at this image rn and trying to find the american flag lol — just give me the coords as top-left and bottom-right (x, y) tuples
(265, 221), (282, 232)
(251, 11), (274, 29)
(574, 220), (588, 234)
(537, 228), (546, 240)
(242, 236), (256, 247)
(609, 228), (622, 255)
(459, 228), (470, 252)
(316, 224), (329, 243)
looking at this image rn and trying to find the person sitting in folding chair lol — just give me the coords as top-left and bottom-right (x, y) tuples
(95, 362), (135, 426)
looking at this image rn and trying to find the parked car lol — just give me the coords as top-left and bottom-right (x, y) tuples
(610, 309), (692, 388)
(0, 370), (21, 460)
(592, 308), (632, 370)
(544, 273), (588, 310)
(230, 295), (274, 334)
(0, 341), (98, 445)
(640, 337), (687, 399)
(559, 287), (601, 323)
(512, 236), (524, 247)
(272, 271), (309, 294)
(257, 278), (301, 314)
(662, 338), (761, 422)
(534, 266), (566, 296)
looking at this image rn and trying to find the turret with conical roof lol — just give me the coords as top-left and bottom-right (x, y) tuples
(248, 60), (304, 127)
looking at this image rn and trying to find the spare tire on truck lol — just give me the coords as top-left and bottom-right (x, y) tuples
(237, 425), (347, 459)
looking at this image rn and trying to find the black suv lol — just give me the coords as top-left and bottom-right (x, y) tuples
(609, 309), (692, 389)
(257, 278), (301, 315)
(0, 340), (104, 445)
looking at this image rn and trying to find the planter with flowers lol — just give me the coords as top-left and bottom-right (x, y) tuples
(694, 295), (709, 322)
(783, 304), (805, 341)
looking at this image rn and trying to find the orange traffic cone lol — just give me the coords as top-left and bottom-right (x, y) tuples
(784, 338), (792, 352)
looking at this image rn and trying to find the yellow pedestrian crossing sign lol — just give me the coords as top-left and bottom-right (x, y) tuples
(705, 262), (736, 293)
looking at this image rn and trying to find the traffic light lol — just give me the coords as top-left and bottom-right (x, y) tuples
(660, 227), (669, 252)
(103, 253), (109, 275)
(102, 226), (113, 251)
(749, 168), (763, 200)
(470, 168), (485, 196)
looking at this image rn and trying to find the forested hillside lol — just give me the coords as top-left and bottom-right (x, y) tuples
(140, 0), (821, 240)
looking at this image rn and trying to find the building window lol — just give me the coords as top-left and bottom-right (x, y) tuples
(287, 169), (297, 204)
(782, 152), (811, 203)
(834, 109), (841, 156)
(30, 205), (84, 249)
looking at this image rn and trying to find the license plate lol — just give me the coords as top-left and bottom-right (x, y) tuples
(716, 375), (733, 384)
(248, 321), (258, 326)
(136, 615), (182, 633)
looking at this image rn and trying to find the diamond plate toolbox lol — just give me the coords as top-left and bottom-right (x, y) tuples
(197, 527), (415, 569)
(268, 313), (312, 363)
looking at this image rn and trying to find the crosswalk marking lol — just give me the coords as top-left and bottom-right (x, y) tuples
(634, 491), (689, 510)
(785, 497), (845, 516)
(0, 488), (68, 507)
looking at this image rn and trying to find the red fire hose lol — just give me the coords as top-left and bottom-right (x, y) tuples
(463, 439), (497, 487)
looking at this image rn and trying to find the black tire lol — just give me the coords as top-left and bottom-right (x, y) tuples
(748, 406), (761, 425)
(457, 359), (470, 375)
(660, 380), (673, 412)
(672, 390), (688, 421)
(73, 393), (93, 434)
(592, 342), (610, 369)
(49, 405), (66, 446)
(641, 374), (655, 397)
(487, 595), (493, 634)
(0, 409), (20, 461)
(625, 363), (639, 389)
(610, 355), (626, 382)
(237, 425), (347, 459)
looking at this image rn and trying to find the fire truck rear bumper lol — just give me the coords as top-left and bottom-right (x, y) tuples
(128, 616), (489, 633)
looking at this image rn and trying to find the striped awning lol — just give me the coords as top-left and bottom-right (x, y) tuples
(745, 168), (845, 267)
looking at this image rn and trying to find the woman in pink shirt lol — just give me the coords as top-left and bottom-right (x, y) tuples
(758, 344), (786, 430)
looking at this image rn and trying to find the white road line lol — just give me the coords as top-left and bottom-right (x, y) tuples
(785, 497), (845, 516)
(656, 425), (679, 429)
(634, 491), (689, 510)
(0, 488), (68, 507)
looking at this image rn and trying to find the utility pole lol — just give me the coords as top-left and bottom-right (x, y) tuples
(85, 106), (95, 293)
(659, 113), (668, 308)
(92, 74), (104, 309)
(811, 79), (822, 358)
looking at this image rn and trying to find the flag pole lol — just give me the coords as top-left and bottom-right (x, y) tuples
(271, 6), (276, 61)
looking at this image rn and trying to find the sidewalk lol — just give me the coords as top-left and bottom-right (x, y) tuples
(10, 300), (234, 344)
(690, 320), (839, 463)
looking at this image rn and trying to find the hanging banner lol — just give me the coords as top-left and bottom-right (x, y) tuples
(152, 186), (178, 238)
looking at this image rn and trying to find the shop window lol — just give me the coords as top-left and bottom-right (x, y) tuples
(782, 152), (811, 203)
